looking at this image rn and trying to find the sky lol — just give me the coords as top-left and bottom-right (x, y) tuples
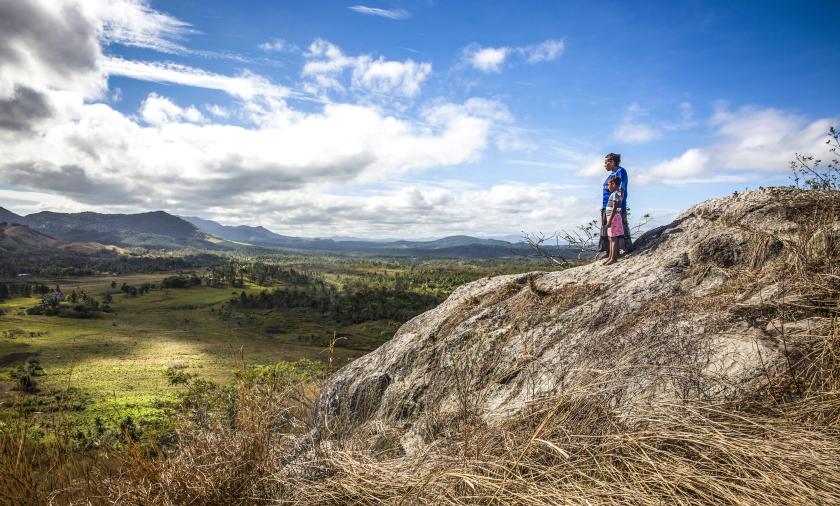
(0, 0), (838, 239)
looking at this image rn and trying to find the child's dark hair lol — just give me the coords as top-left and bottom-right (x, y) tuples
(607, 175), (620, 186)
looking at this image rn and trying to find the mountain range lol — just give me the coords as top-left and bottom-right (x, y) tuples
(0, 222), (124, 255)
(0, 206), (543, 258)
(180, 216), (531, 257)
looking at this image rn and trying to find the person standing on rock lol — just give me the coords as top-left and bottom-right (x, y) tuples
(599, 153), (633, 256)
(603, 175), (624, 265)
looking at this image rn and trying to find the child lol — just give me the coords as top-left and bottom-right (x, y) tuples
(603, 176), (624, 266)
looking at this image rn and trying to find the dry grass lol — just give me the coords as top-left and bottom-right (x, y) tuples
(2, 189), (839, 505)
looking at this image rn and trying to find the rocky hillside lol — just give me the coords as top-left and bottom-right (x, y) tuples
(316, 188), (840, 450)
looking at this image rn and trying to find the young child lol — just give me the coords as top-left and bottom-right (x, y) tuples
(603, 176), (624, 266)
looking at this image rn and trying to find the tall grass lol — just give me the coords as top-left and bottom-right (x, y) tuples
(1, 189), (839, 505)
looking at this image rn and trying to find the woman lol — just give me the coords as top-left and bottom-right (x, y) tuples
(598, 153), (633, 256)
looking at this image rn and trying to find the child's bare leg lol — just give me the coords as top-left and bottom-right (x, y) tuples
(605, 237), (618, 265)
(603, 236), (613, 264)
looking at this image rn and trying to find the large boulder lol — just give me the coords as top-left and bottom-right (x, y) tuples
(315, 188), (839, 450)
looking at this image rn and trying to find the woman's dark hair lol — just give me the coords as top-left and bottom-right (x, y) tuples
(605, 153), (621, 165)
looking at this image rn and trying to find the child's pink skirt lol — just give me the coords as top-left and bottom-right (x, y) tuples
(608, 215), (624, 237)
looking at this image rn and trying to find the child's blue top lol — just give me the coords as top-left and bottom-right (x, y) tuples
(602, 166), (628, 208)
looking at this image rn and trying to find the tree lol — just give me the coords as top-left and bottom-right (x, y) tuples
(791, 125), (840, 191)
(523, 212), (651, 265)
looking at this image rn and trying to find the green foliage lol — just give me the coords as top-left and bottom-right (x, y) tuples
(26, 289), (108, 318)
(161, 274), (202, 289)
(238, 359), (328, 387)
(0, 282), (50, 300)
(0, 252), (220, 279)
(10, 358), (44, 393)
(163, 366), (195, 385)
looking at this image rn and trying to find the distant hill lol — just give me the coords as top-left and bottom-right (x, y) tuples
(183, 216), (534, 258)
(181, 216), (304, 246)
(0, 207), (554, 258)
(21, 211), (229, 249)
(0, 222), (124, 255)
(0, 207), (24, 224)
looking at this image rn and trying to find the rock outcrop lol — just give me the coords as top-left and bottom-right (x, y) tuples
(315, 188), (839, 450)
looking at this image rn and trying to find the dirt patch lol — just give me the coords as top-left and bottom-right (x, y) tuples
(0, 351), (40, 367)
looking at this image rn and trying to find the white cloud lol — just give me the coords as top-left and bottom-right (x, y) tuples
(258, 38), (298, 53)
(94, 0), (194, 54)
(463, 45), (510, 73)
(101, 57), (290, 100)
(520, 39), (565, 63)
(201, 183), (587, 238)
(0, 1), (528, 237)
(348, 5), (411, 20)
(1, 93), (495, 209)
(0, 187), (98, 215)
(614, 120), (661, 144)
(462, 39), (564, 73)
(636, 105), (836, 185)
(204, 104), (230, 118)
(709, 105), (834, 172)
(613, 102), (661, 144)
(302, 39), (431, 98)
(140, 93), (204, 125)
(642, 148), (709, 183)
(258, 39), (286, 52)
(578, 156), (610, 178)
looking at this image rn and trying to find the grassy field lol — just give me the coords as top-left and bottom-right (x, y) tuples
(0, 273), (370, 436)
(0, 256), (558, 440)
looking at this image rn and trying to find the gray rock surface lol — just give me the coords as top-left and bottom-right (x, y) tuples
(315, 188), (839, 449)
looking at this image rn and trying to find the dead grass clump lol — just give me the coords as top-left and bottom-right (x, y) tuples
(271, 377), (840, 505)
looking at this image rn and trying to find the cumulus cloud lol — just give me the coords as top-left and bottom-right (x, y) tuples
(0, 0), (518, 236)
(463, 45), (510, 73)
(204, 104), (230, 118)
(0, 0), (104, 106)
(302, 39), (431, 98)
(1, 90), (496, 208)
(461, 39), (564, 73)
(636, 105), (836, 185)
(0, 86), (53, 131)
(140, 93), (204, 125)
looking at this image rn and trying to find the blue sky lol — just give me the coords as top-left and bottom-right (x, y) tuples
(0, 0), (837, 238)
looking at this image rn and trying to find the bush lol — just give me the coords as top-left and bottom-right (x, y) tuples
(161, 274), (202, 289)
(10, 358), (44, 393)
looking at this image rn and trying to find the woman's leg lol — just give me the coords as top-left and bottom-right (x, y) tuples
(598, 208), (609, 257)
(621, 209), (633, 253)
